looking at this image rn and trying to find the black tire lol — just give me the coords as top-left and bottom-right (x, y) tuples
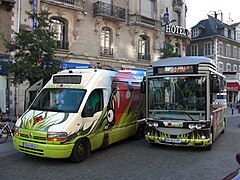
(133, 125), (145, 140)
(0, 125), (9, 144)
(69, 139), (90, 163)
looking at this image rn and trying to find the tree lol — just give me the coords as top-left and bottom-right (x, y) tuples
(1, 10), (62, 86)
(160, 43), (178, 59)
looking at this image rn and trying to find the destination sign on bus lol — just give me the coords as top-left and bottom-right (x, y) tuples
(157, 65), (196, 74)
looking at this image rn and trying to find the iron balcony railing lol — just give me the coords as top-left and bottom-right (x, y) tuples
(93, 1), (126, 21)
(56, 40), (69, 50)
(49, 0), (75, 5)
(138, 53), (151, 60)
(100, 47), (113, 56)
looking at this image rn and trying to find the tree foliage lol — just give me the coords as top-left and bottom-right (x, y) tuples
(1, 10), (62, 86)
(160, 43), (178, 59)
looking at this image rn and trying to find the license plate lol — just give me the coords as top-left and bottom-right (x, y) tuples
(22, 142), (38, 149)
(164, 138), (182, 143)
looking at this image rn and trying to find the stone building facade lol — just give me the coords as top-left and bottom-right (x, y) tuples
(0, 0), (189, 116)
(0, 0), (16, 114)
(187, 13), (240, 103)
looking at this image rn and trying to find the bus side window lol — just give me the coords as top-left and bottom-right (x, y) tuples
(82, 89), (103, 117)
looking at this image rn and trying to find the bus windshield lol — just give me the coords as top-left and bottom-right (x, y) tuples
(148, 75), (206, 121)
(30, 88), (86, 113)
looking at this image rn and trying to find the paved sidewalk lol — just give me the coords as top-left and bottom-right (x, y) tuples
(227, 107), (240, 117)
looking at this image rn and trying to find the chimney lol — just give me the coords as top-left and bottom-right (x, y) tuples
(214, 11), (217, 19)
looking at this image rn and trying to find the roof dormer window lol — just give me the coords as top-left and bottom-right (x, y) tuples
(192, 28), (199, 38)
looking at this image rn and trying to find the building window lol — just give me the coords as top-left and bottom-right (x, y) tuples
(218, 42), (223, 56)
(238, 48), (240, 59)
(51, 18), (69, 50)
(226, 44), (231, 57)
(140, 0), (155, 18)
(192, 28), (199, 38)
(224, 28), (228, 37)
(226, 63), (231, 71)
(236, 29), (240, 42)
(231, 30), (235, 39)
(218, 62), (224, 72)
(100, 27), (113, 56)
(175, 43), (181, 56)
(191, 44), (198, 56)
(204, 42), (212, 56)
(233, 46), (237, 59)
(233, 64), (237, 72)
(138, 35), (150, 60)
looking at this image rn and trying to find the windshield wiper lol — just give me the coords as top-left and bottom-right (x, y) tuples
(183, 111), (195, 121)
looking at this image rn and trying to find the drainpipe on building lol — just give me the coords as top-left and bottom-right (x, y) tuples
(17, 0), (21, 33)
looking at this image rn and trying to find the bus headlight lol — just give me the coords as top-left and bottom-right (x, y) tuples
(153, 122), (158, 127)
(14, 127), (21, 136)
(188, 124), (195, 129)
(195, 124), (202, 129)
(47, 132), (68, 142)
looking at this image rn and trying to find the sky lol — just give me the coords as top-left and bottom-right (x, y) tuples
(185, 0), (240, 29)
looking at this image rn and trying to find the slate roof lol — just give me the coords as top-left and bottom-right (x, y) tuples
(191, 15), (234, 39)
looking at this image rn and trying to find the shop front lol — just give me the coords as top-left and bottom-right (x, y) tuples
(227, 82), (240, 104)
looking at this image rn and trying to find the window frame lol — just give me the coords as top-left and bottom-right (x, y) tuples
(140, 0), (156, 19)
(51, 17), (68, 50)
(191, 44), (198, 56)
(204, 42), (212, 56)
(226, 63), (231, 71)
(100, 27), (113, 56)
(218, 61), (224, 72)
(138, 35), (150, 60)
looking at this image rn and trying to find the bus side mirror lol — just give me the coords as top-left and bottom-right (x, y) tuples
(140, 80), (146, 94)
(211, 79), (220, 93)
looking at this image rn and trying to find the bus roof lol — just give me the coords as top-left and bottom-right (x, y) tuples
(151, 56), (216, 68)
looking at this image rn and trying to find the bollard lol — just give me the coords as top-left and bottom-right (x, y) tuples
(232, 108), (234, 115)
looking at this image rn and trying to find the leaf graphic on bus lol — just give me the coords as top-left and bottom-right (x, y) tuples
(20, 111), (70, 131)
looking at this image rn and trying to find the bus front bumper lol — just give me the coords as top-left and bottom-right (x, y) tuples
(13, 136), (74, 159)
(145, 134), (211, 147)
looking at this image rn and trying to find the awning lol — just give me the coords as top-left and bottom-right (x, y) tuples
(227, 82), (240, 91)
(0, 60), (12, 75)
(61, 62), (91, 69)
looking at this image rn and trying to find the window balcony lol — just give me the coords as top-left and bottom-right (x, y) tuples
(56, 41), (69, 50)
(93, 1), (126, 22)
(30, 0), (84, 10)
(53, 0), (75, 5)
(128, 14), (161, 30)
(100, 47), (113, 56)
(138, 53), (151, 61)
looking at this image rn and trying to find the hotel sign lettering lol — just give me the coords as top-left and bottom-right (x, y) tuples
(165, 25), (189, 37)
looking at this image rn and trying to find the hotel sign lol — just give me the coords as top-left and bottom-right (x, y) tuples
(165, 25), (189, 37)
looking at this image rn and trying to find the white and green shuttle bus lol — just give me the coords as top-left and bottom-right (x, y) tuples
(13, 68), (145, 162)
(141, 56), (227, 149)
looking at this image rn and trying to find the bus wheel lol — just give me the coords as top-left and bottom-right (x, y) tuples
(70, 139), (89, 163)
(133, 125), (145, 140)
(205, 132), (213, 150)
